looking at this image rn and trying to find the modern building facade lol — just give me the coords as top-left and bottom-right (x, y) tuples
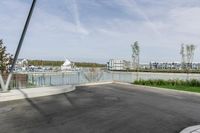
(16, 59), (28, 67)
(14, 58), (29, 71)
(107, 59), (131, 70)
(149, 61), (200, 70)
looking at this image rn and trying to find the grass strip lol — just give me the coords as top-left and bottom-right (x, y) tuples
(134, 79), (200, 93)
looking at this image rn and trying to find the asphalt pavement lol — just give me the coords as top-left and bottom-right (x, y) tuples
(0, 83), (200, 133)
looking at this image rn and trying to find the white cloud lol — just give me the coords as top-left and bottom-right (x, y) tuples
(0, 0), (90, 60)
(116, 0), (161, 36)
(169, 7), (200, 35)
(63, 0), (89, 35)
(1, 0), (200, 63)
(0, 0), (30, 52)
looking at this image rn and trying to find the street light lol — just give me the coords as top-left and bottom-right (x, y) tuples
(0, 0), (37, 92)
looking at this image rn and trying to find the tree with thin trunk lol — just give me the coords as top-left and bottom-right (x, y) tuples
(180, 44), (186, 69)
(185, 44), (196, 70)
(180, 44), (196, 79)
(131, 41), (140, 80)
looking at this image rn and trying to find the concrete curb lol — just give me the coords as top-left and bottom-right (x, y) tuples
(180, 125), (200, 133)
(134, 84), (200, 96)
(0, 85), (75, 102)
(2, 81), (200, 102)
(76, 81), (114, 87)
(114, 81), (200, 97)
(0, 82), (114, 102)
(113, 81), (133, 86)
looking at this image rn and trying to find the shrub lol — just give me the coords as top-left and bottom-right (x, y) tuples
(133, 79), (200, 87)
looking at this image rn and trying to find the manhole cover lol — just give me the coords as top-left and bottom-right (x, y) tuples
(180, 125), (200, 133)
(0, 107), (14, 114)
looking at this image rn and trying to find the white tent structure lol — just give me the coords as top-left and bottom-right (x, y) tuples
(61, 59), (73, 71)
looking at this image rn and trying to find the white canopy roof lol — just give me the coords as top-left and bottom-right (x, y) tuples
(63, 59), (71, 66)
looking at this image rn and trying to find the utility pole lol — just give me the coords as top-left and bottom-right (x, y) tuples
(0, 0), (37, 92)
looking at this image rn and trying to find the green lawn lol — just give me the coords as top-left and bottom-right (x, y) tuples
(133, 79), (200, 93)
(147, 85), (200, 93)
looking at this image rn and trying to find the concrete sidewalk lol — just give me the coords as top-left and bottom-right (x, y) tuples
(0, 82), (113, 102)
(0, 85), (75, 102)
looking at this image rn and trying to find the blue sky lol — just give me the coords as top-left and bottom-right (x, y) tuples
(1, 0), (200, 63)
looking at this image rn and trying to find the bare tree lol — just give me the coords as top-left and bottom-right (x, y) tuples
(131, 41), (140, 80)
(180, 44), (196, 79)
(180, 44), (186, 69)
(189, 44), (196, 65)
(186, 44), (196, 70)
(83, 68), (103, 82)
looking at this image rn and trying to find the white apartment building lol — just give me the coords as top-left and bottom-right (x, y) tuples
(150, 61), (200, 70)
(16, 58), (28, 67)
(107, 59), (131, 70)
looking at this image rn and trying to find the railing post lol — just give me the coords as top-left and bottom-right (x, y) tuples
(62, 73), (64, 85)
(49, 74), (52, 86)
(78, 71), (80, 85)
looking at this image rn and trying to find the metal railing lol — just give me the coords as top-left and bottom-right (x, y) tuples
(1, 70), (200, 90)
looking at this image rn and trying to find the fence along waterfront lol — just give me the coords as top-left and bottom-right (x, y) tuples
(1, 70), (200, 90)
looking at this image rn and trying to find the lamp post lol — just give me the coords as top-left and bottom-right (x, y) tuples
(0, 0), (37, 92)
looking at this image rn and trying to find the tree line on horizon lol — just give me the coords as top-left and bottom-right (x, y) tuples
(0, 39), (106, 71)
(28, 60), (106, 67)
(0, 38), (198, 72)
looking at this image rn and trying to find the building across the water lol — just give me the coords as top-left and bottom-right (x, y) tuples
(16, 59), (28, 67)
(149, 61), (200, 70)
(15, 58), (29, 71)
(107, 59), (200, 71)
(107, 59), (131, 70)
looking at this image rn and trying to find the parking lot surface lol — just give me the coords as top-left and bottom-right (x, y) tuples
(0, 83), (200, 133)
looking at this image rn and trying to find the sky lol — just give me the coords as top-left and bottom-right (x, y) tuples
(1, 0), (200, 63)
